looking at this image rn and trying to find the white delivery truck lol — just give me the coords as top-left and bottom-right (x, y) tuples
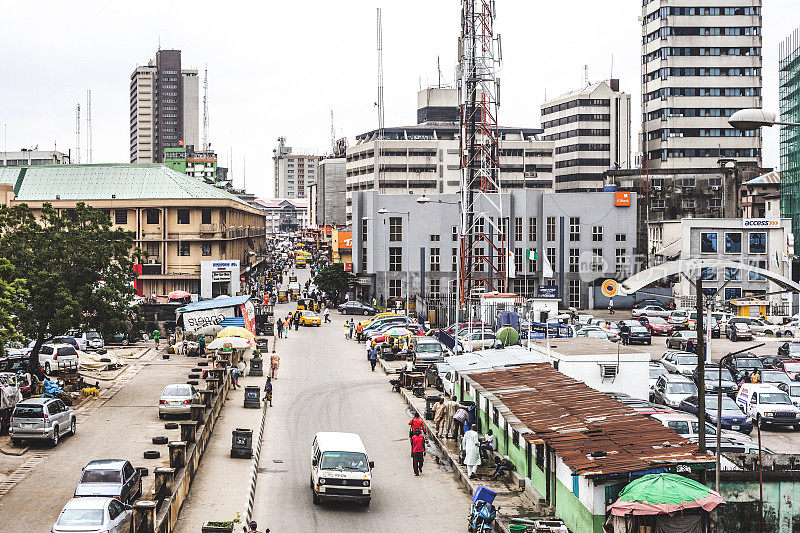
(310, 432), (373, 506)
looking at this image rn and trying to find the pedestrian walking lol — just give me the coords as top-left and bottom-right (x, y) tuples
(368, 347), (378, 371)
(608, 297), (615, 315)
(462, 424), (481, 479)
(323, 308), (331, 323)
(355, 322), (363, 341)
(264, 377), (273, 407)
(294, 312), (300, 331)
(270, 351), (280, 379)
(443, 396), (458, 439)
(453, 406), (469, 439)
(152, 328), (160, 349)
(408, 412), (425, 439)
(198, 335), (206, 357)
(433, 398), (447, 437)
(276, 318), (283, 339)
(348, 319), (354, 339)
(410, 428), (425, 476)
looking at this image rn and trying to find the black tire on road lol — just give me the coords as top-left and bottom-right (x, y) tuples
(198, 361), (209, 367)
(165, 422), (179, 429)
(45, 363), (51, 375)
(51, 427), (59, 447)
(152, 436), (169, 445)
(188, 373), (200, 379)
(11, 438), (21, 446)
(143, 450), (161, 459)
(187, 380), (199, 385)
(69, 418), (76, 436)
(312, 491), (320, 505)
(364, 310), (370, 316)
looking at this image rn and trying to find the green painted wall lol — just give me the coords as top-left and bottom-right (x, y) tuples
(709, 479), (800, 532)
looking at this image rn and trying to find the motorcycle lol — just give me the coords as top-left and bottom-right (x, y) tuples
(468, 499), (498, 532)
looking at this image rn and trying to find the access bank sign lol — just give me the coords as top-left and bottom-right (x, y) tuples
(743, 218), (780, 228)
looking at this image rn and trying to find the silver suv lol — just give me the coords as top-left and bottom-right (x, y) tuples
(10, 397), (76, 447)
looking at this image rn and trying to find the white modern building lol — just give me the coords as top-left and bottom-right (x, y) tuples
(0, 150), (70, 166)
(272, 138), (320, 199)
(641, 0), (763, 169)
(541, 79), (631, 192)
(345, 88), (554, 223)
(254, 198), (310, 232)
(649, 217), (794, 305)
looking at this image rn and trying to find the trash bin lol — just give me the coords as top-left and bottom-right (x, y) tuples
(425, 395), (442, 420)
(231, 428), (253, 458)
(249, 358), (264, 377)
(244, 386), (261, 408)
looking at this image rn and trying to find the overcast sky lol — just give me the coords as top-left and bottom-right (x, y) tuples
(1, 1), (798, 199)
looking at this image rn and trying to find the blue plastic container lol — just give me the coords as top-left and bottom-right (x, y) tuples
(472, 485), (497, 504)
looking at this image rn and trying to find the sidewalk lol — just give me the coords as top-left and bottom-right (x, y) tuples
(173, 367), (267, 532)
(378, 357), (550, 532)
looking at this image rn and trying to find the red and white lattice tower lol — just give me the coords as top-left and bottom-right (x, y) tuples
(458, 0), (505, 302)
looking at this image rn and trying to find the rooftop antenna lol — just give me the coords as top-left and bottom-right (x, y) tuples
(610, 54), (615, 80)
(202, 65), (209, 153)
(330, 109), (335, 155)
(584, 64), (590, 87)
(86, 90), (92, 164)
(437, 56), (442, 88)
(243, 155), (246, 190)
(75, 103), (81, 164)
(377, 8), (385, 138)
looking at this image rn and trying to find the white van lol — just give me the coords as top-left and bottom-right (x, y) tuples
(736, 384), (800, 430)
(311, 432), (373, 506)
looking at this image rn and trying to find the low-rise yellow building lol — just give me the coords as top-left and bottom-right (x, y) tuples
(0, 164), (267, 297)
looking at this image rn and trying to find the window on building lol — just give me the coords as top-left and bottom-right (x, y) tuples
(114, 210), (128, 225)
(389, 217), (403, 241)
(569, 248), (580, 273)
(701, 267), (717, 281)
(749, 232), (766, 254)
(429, 278), (441, 296)
(475, 247), (485, 272)
(682, 178), (696, 188)
(725, 232), (742, 253)
(362, 218), (368, 242)
(389, 279), (402, 298)
(177, 209), (190, 224)
(430, 234), (440, 242)
(682, 198), (696, 209)
(546, 217), (556, 241)
(201, 208), (212, 225)
(616, 233), (627, 242)
(615, 249), (628, 276)
(701, 232), (718, 253)
(590, 226), (603, 243)
(725, 267), (741, 281)
(430, 248), (440, 272)
(546, 247), (556, 275)
(569, 217), (580, 241)
(569, 279), (580, 308)
(514, 248), (523, 274)
(452, 226), (458, 242)
(361, 247), (367, 272)
(653, 199), (666, 209)
(389, 247), (402, 271)
(178, 243), (190, 256)
(146, 208), (159, 224)
(749, 260), (767, 281)
(592, 248), (603, 272)
(476, 217), (485, 235)
(709, 198), (722, 210)
(452, 248), (458, 271)
(499, 218), (508, 239)
(514, 217), (523, 242)
(201, 243), (212, 256)
(529, 217), (537, 241)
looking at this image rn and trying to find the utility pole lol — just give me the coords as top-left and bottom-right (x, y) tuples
(75, 103), (81, 164)
(86, 90), (93, 164)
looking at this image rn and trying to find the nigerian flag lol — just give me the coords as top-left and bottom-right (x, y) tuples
(526, 250), (538, 261)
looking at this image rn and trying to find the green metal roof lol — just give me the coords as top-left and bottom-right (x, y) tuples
(7, 164), (252, 206)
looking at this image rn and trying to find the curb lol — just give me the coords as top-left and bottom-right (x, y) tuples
(243, 386), (269, 526)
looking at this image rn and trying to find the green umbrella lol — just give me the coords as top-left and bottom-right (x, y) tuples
(386, 327), (412, 338)
(495, 326), (519, 346)
(608, 473), (724, 516)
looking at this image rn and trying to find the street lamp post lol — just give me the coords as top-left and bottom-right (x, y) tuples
(417, 195), (462, 355)
(378, 208), (410, 317)
(729, 108), (800, 131)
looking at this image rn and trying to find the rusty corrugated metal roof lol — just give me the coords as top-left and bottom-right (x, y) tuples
(468, 363), (714, 477)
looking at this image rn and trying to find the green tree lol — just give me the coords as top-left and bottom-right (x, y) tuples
(313, 263), (353, 301)
(0, 203), (140, 374)
(0, 258), (26, 354)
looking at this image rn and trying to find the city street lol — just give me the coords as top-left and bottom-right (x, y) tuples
(249, 278), (471, 531)
(0, 348), (200, 531)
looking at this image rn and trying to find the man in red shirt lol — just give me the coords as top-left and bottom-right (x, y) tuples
(408, 413), (425, 439)
(410, 428), (426, 476)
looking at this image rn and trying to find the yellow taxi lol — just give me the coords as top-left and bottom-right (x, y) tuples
(358, 311), (400, 329)
(299, 310), (321, 327)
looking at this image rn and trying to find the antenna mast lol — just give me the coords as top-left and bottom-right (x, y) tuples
(202, 66), (209, 152)
(330, 110), (336, 155)
(86, 90), (93, 163)
(75, 103), (81, 164)
(376, 7), (385, 190)
(459, 0), (505, 302)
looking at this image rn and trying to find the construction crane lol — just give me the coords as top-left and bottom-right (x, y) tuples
(458, 0), (505, 303)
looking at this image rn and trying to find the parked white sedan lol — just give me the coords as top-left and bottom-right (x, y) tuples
(631, 305), (671, 318)
(52, 497), (132, 533)
(457, 331), (497, 352)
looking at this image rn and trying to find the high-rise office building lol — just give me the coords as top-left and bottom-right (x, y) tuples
(780, 27), (800, 253)
(541, 79), (631, 192)
(641, 1), (763, 169)
(273, 137), (320, 199)
(129, 49), (199, 164)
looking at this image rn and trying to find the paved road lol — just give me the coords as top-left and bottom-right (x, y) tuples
(250, 280), (471, 532)
(0, 349), (199, 530)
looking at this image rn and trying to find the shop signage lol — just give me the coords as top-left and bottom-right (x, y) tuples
(743, 218), (780, 228)
(537, 285), (559, 298)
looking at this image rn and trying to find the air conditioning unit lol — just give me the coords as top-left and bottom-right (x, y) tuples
(711, 185), (720, 191)
(600, 364), (619, 380)
(148, 258), (158, 264)
(653, 185), (661, 191)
